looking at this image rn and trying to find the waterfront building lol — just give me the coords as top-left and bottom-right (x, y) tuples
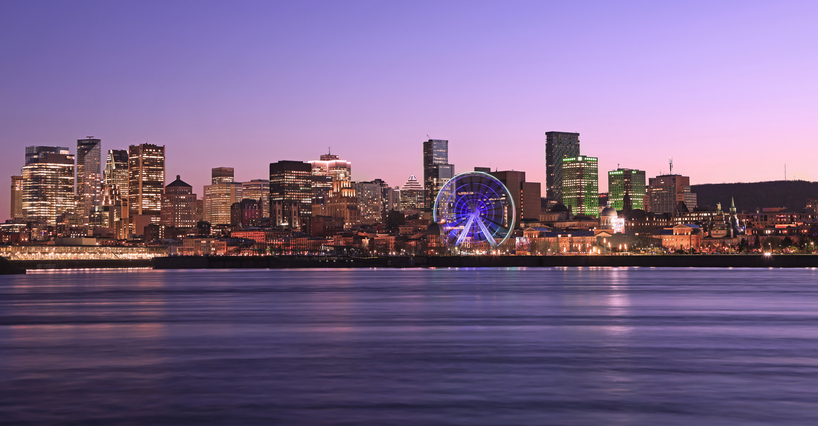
(203, 167), (243, 226)
(76, 137), (102, 225)
(353, 181), (383, 225)
(270, 160), (312, 229)
(490, 170), (542, 227)
(647, 174), (697, 214)
(561, 155), (599, 217)
(127, 144), (165, 232)
(608, 168), (646, 212)
(423, 139), (454, 211)
(242, 179), (270, 218)
(400, 175), (424, 211)
(21, 147), (75, 225)
(161, 175), (197, 228)
(10, 175), (23, 221)
(545, 131), (580, 202)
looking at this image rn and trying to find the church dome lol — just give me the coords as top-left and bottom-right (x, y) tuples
(600, 206), (618, 218)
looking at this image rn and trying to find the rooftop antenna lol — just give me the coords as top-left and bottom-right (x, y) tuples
(426, 134), (431, 140)
(669, 158), (674, 175)
(328, 146), (331, 155)
(785, 164), (787, 181)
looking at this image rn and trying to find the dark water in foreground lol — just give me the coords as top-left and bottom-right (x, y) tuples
(2, 268), (818, 425)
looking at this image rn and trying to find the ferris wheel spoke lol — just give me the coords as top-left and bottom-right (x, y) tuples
(475, 215), (499, 248)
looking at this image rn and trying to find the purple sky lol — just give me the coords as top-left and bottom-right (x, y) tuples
(2, 1), (817, 220)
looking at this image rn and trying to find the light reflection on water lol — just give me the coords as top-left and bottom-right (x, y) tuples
(2, 267), (818, 425)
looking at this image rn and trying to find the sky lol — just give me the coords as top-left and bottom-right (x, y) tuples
(2, 0), (817, 220)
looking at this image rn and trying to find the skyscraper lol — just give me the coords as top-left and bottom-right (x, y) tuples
(608, 168), (646, 212)
(128, 144), (165, 232)
(76, 137), (102, 224)
(269, 161), (312, 229)
(21, 146), (75, 225)
(10, 175), (23, 221)
(423, 139), (454, 211)
(102, 150), (129, 238)
(203, 167), (243, 225)
(161, 175), (197, 228)
(545, 131), (580, 202)
(353, 181), (383, 225)
(309, 151), (352, 216)
(647, 174), (697, 214)
(400, 175), (424, 211)
(562, 155), (599, 217)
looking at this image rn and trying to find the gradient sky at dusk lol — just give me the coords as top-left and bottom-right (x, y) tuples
(2, 1), (817, 219)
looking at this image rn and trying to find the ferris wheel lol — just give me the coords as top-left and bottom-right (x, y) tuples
(433, 171), (516, 249)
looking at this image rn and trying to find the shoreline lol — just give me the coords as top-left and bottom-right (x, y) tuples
(5, 254), (818, 272)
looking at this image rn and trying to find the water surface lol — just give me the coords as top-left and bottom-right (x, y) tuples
(2, 267), (818, 425)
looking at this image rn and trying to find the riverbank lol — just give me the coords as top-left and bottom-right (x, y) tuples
(153, 254), (818, 269)
(5, 254), (818, 272)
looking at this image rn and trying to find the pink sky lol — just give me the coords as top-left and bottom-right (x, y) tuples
(2, 1), (817, 220)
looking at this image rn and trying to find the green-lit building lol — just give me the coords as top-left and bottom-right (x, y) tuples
(562, 155), (599, 217)
(608, 168), (646, 212)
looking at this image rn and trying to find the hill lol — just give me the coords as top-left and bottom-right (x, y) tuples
(691, 181), (818, 212)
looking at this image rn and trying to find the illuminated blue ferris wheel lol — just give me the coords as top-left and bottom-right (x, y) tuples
(433, 171), (516, 250)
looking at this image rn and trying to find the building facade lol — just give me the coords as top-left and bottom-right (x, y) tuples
(10, 175), (23, 221)
(161, 175), (197, 228)
(490, 170), (542, 227)
(128, 144), (165, 233)
(545, 131), (580, 202)
(608, 168), (646, 212)
(76, 137), (102, 225)
(21, 146), (75, 225)
(203, 167), (243, 226)
(423, 139), (454, 211)
(241, 179), (270, 219)
(561, 155), (599, 217)
(647, 174), (697, 214)
(353, 181), (383, 225)
(270, 161), (312, 229)
(400, 175), (424, 211)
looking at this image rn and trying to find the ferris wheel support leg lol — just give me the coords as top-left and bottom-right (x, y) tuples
(455, 215), (475, 247)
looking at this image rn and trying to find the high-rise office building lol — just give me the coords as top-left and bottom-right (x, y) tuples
(423, 139), (454, 211)
(203, 167), (243, 225)
(25, 146), (69, 166)
(270, 161), (312, 229)
(76, 137), (102, 224)
(326, 180), (360, 228)
(102, 150), (129, 237)
(490, 170), (542, 227)
(400, 175), (424, 211)
(545, 131), (580, 202)
(161, 175), (197, 228)
(241, 179), (270, 219)
(608, 168), (646, 212)
(128, 144), (165, 232)
(10, 175), (23, 221)
(562, 155), (599, 217)
(353, 181), (383, 225)
(21, 146), (75, 225)
(309, 151), (352, 216)
(647, 174), (697, 214)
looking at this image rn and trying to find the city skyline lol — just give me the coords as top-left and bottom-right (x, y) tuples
(2, 1), (818, 218)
